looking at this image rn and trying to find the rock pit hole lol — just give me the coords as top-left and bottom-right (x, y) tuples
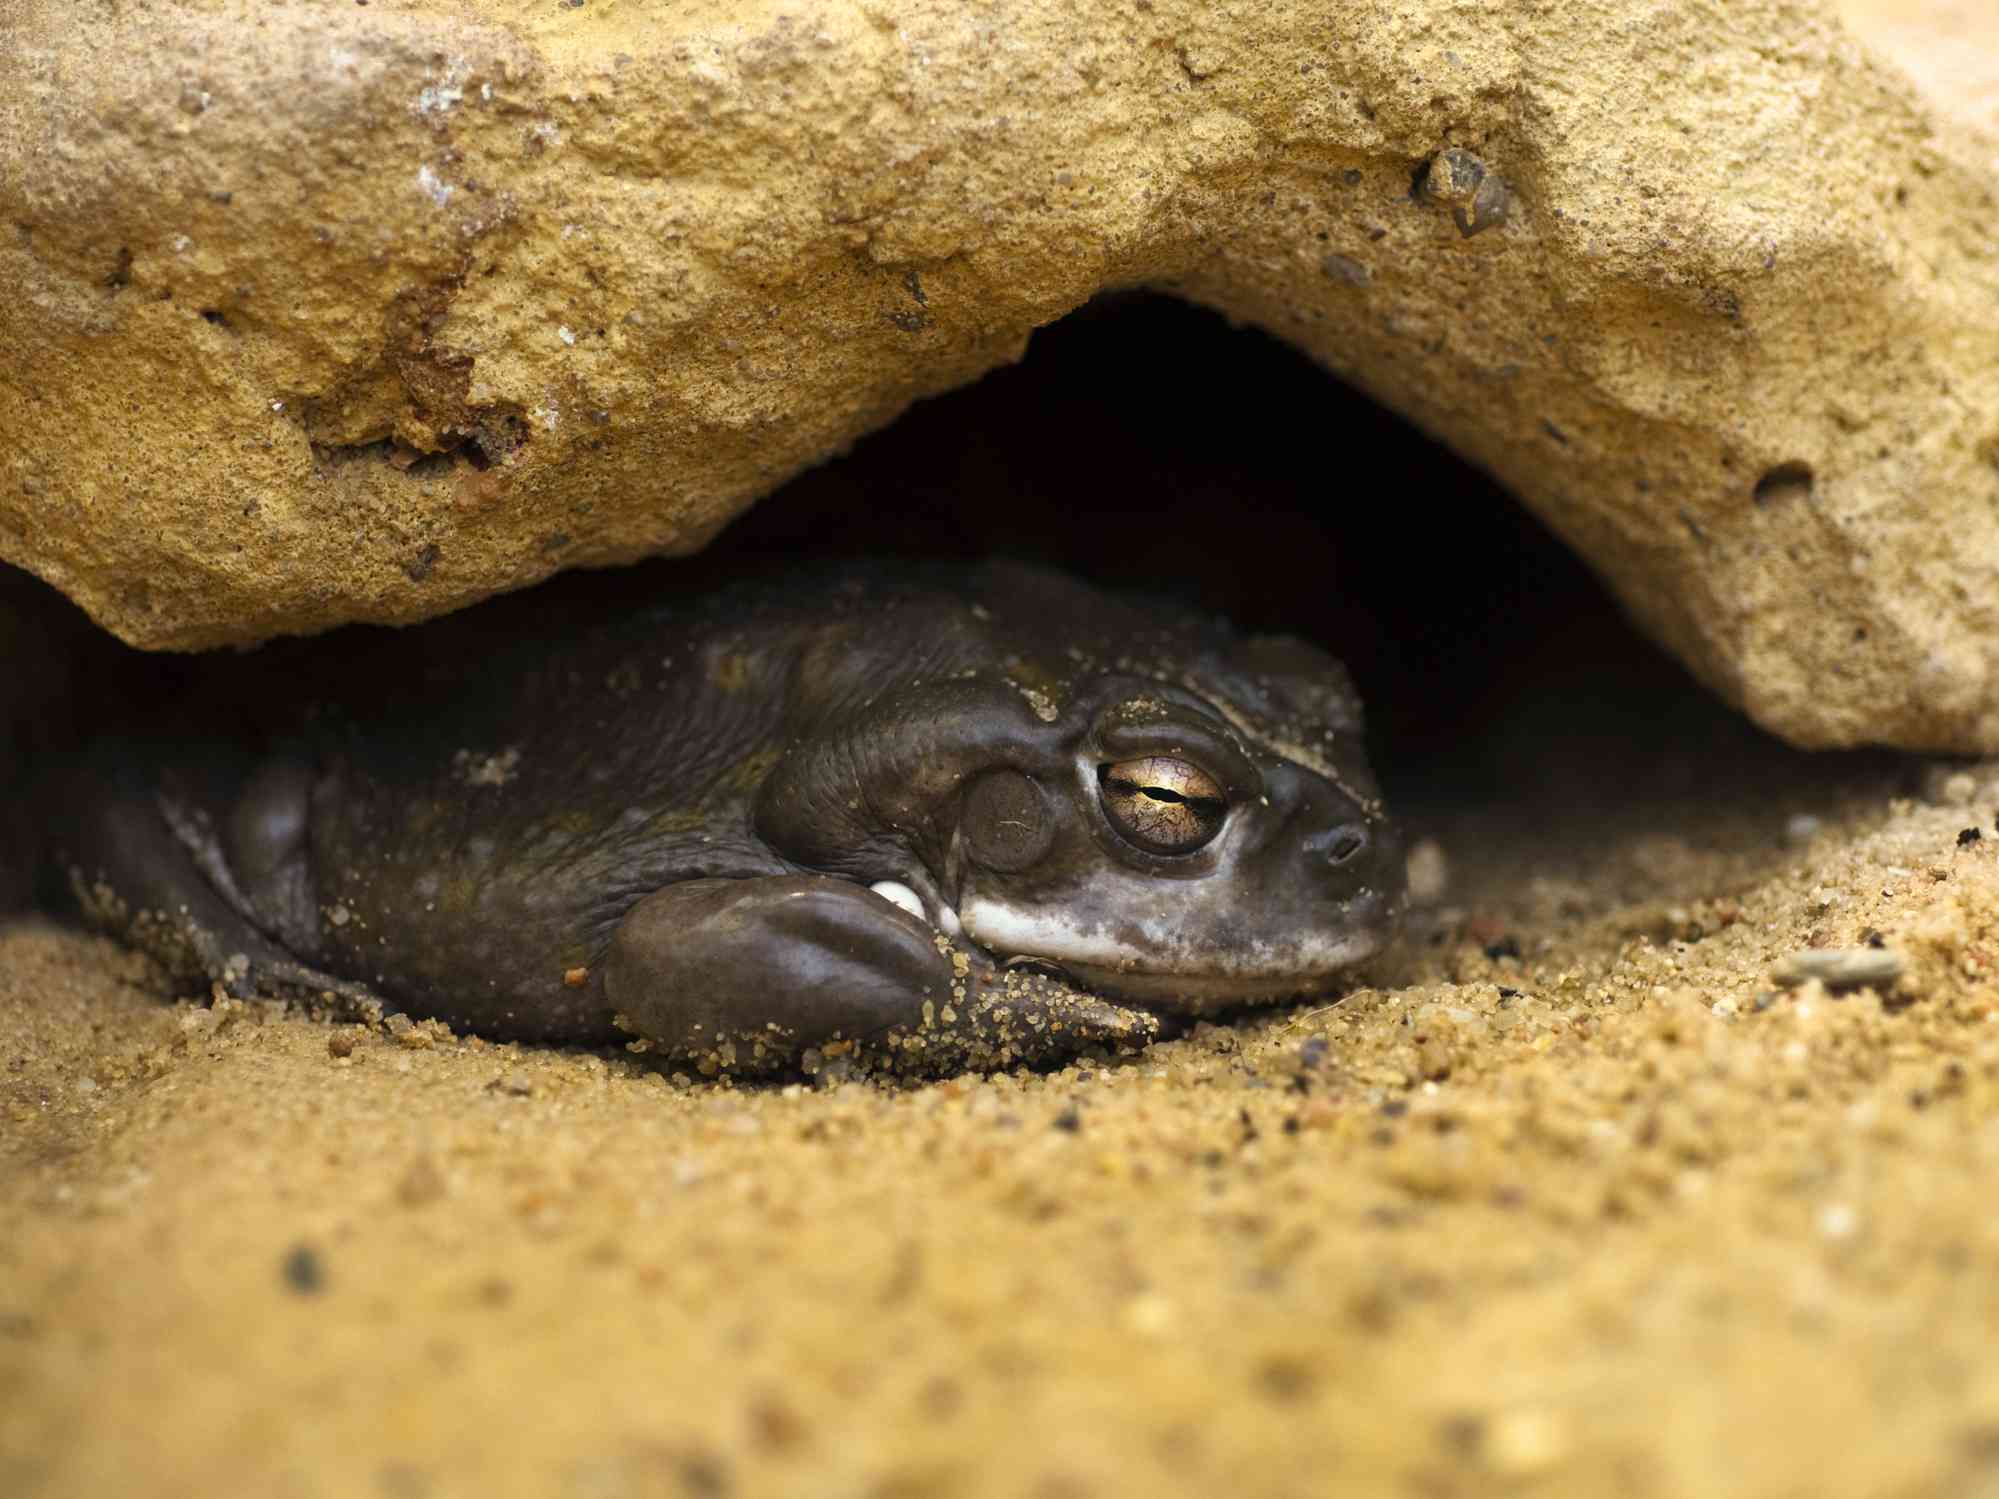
(1752, 461), (1815, 507)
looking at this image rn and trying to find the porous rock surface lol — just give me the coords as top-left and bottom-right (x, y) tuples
(4, 0), (1999, 750)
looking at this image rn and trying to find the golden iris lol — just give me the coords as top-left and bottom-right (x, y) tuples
(1097, 757), (1228, 854)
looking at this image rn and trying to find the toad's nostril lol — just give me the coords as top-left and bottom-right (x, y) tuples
(1325, 826), (1367, 865)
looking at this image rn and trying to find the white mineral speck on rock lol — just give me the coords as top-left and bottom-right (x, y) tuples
(415, 164), (454, 206)
(1818, 1202), (1859, 1240)
(1122, 1293), (1175, 1337)
(557, 325), (576, 346)
(1486, 1407), (1570, 1477)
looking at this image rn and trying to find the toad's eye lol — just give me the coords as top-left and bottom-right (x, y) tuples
(1097, 756), (1228, 855)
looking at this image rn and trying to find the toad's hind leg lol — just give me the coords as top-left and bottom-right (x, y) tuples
(48, 762), (377, 1015)
(604, 876), (1161, 1076)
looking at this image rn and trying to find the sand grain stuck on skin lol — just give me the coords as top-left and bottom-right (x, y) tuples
(5, 755), (1999, 1498)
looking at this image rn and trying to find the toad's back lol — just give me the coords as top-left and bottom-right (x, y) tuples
(214, 567), (1009, 1036)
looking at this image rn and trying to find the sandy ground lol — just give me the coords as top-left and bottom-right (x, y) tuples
(5, 741), (1999, 1499)
(7, 8), (1997, 1492)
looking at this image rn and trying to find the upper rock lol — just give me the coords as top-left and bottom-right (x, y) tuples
(4, 0), (1999, 751)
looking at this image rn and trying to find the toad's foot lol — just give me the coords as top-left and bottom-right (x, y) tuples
(604, 876), (1162, 1079)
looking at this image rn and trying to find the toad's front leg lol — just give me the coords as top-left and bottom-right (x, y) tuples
(604, 876), (1160, 1076)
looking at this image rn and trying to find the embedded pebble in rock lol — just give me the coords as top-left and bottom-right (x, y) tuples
(6, 2), (1999, 755)
(1412, 147), (1513, 238)
(280, 1244), (326, 1296)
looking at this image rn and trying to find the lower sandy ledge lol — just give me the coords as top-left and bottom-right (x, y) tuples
(4, 735), (1998, 1496)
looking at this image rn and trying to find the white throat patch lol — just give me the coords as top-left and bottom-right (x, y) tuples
(958, 895), (1373, 979)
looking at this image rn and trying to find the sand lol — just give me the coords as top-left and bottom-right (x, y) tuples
(6, 743), (1999, 1498)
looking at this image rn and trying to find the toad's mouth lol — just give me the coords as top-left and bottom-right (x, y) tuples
(960, 894), (1396, 1015)
(1036, 943), (1385, 1011)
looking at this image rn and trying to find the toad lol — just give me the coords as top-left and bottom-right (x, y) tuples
(40, 561), (1402, 1075)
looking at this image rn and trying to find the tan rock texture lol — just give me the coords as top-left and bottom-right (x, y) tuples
(1837, 0), (1999, 140)
(4, 0), (1999, 750)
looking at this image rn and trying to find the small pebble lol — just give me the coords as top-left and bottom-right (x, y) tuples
(397, 1155), (448, 1208)
(1772, 948), (1905, 991)
(282, 1243), (326, 1295)
(1320, 252), (1371, 286)
(386, 1014), (433, 1049)
(327, 1032), (355, 1059)
(1940, 772), (1979, 807)
(1405, 839), (1450, 905)
(1784, 813), (1823, 847)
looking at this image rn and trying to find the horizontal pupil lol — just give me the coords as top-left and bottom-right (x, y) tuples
(1101, 767), (1223, 821)
(1118, 782), (1222, 816)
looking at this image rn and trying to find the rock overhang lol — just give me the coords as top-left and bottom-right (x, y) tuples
(3, 0), (1999, 752)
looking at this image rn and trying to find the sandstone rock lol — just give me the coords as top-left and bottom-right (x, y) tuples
(3, 1), (1999, 751)
(1836, 0), (1999, 140)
